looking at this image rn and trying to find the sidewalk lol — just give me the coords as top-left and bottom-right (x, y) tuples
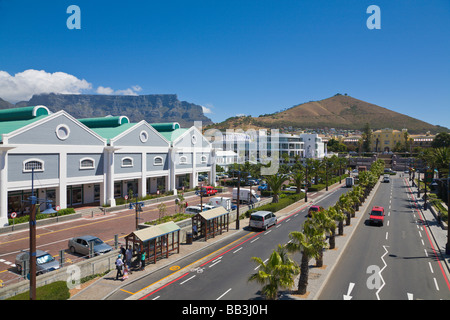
(70, 181), (345, 300)
(405, 178), (450, 272)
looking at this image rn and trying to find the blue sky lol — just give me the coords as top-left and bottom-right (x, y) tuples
(0, 0), (449, 129)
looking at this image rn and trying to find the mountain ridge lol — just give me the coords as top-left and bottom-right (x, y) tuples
(0, 93), (213, 127)
(208, 95), (448, 134)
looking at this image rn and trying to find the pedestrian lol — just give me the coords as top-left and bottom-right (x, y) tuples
(120, 245), (126, 261)
(115, 255), (124, 280)
(123, 265), (129, 280)
(126, 245), (133, 274)
(140, 250), (146, 270)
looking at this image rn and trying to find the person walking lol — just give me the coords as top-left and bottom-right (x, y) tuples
(115, 255), (124, 280)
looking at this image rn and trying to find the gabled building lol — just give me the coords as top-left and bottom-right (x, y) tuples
(0, 106), (215, 226)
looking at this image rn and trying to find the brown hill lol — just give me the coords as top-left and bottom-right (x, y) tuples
(208, 95), (447, 134)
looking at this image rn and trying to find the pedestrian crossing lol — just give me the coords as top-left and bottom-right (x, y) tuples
(0, 259), (15, 268)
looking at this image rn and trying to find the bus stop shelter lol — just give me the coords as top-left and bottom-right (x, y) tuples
(125, 221), (180, 264)
(191, 206), (229, 241)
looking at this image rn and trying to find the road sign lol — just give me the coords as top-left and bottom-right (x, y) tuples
(11, 212), (17, 219)
(55, 206), (61, 211)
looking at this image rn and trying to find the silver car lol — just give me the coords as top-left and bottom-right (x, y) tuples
(68, 235), (113, 257)
(15, 249), (60, 275)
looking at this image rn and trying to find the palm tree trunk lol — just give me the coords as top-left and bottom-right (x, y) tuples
(316, 250), (323, 268)
(297, 254), (309, 295)
(329, 228), (336, 249)
(338, 220), (344, 235)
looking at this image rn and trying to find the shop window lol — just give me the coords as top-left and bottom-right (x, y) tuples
(23, 159), (44, 172)
(121, 157), (133, 167)
(80, 158), (95, 169)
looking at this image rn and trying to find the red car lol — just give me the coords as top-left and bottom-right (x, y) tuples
(201, 186), (218, 196)
(369, 206), (385, 226)
(308, 205), (324, 217)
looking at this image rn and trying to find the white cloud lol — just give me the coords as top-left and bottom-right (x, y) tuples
(0, 69), (92, 103)
(201, 104), (214, 114)
(96, 84), (142, 96)
(0, 69), (144, 103)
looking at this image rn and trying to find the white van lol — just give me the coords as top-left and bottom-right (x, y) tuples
(232, 188), (260, 204)
(207, 197), (232, 211)
(249, 211), (277, 230)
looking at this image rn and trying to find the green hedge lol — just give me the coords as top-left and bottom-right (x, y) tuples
(6, 281), (70, 300)
(245, 193), (304, 218)
(8, 208), (76, 225)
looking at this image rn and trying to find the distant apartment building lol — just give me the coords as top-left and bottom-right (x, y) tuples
(207, 130), (325, 167)
(370, 128), (408, 152)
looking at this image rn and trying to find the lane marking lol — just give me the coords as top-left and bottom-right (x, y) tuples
(179, 275), (196, 285)
(216, 288), (231, 300)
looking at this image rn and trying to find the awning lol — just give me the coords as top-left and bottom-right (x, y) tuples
(199, 206), (228, 221)
(130, 221), (180, 243)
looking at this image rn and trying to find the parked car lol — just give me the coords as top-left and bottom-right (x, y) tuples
(383, 174), (390, 183)
(185, 204), (214, 214)
(249, 211), (277, 230)
(199, 186), (218, 196)
(307, 205), (324, 217)
(68, 235), (113, 257)
(15, 249), (60, 275)
(258, 184), (268, 191)
(369, 206), (385, 226)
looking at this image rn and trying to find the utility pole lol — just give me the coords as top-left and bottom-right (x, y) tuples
(29, 168), (37, 300)
(236, 170), (240, 230)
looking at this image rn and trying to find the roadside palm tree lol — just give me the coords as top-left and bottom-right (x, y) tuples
(337, 194), (354, 225)
(290, 168), (305, 194)
(249, 245), (299, 300)
(286, 220), (325, 295)
(264, 174), (289, 203)
(312, 208), (337, 250)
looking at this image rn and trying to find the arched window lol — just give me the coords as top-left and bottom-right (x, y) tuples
(121, 157), (133, 167)
(179, 156), (187, 164)
(80, 158), (95, 170)
(200, 155), (207, 164)
(23, 159), (44, 172)
(154, 156), (163, 166)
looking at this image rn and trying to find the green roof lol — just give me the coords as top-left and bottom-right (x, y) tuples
(156, 128), (188, 142)
(89, 123), (136, 141)
(151, 122), (180, 132)
(0, 106), (50, 122)
(78, 116), (129, 128)
(0, 106), (50, 142)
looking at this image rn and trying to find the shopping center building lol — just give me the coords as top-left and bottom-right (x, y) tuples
(0, 106), (215, 226)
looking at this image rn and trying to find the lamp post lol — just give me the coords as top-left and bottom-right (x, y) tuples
(236, 170), (240, 230)
(446, 161), (450, 255)
(304, 163), (308, 203)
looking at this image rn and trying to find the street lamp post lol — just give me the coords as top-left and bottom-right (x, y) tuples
(446, 162), (450, 255)
(236, 170), (240, 230)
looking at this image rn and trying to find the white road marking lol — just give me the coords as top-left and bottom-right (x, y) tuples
(180, 275), (196, 285)
(216, 288), (232, 300)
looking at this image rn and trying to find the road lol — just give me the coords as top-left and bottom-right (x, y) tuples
(109, 183), (351, 300)
(318, 174), (450, 300)
(0, 190), (233, 287)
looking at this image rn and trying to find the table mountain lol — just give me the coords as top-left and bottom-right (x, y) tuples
(3, 93), (213, 127)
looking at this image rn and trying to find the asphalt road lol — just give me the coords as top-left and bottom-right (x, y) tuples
(113, 184), (351, 300)
(318, 174), (450, 300)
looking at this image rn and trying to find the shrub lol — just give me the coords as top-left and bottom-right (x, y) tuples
(6, 281), (70, 300)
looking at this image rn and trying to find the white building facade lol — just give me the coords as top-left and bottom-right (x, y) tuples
(0, 106), (215, 226)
